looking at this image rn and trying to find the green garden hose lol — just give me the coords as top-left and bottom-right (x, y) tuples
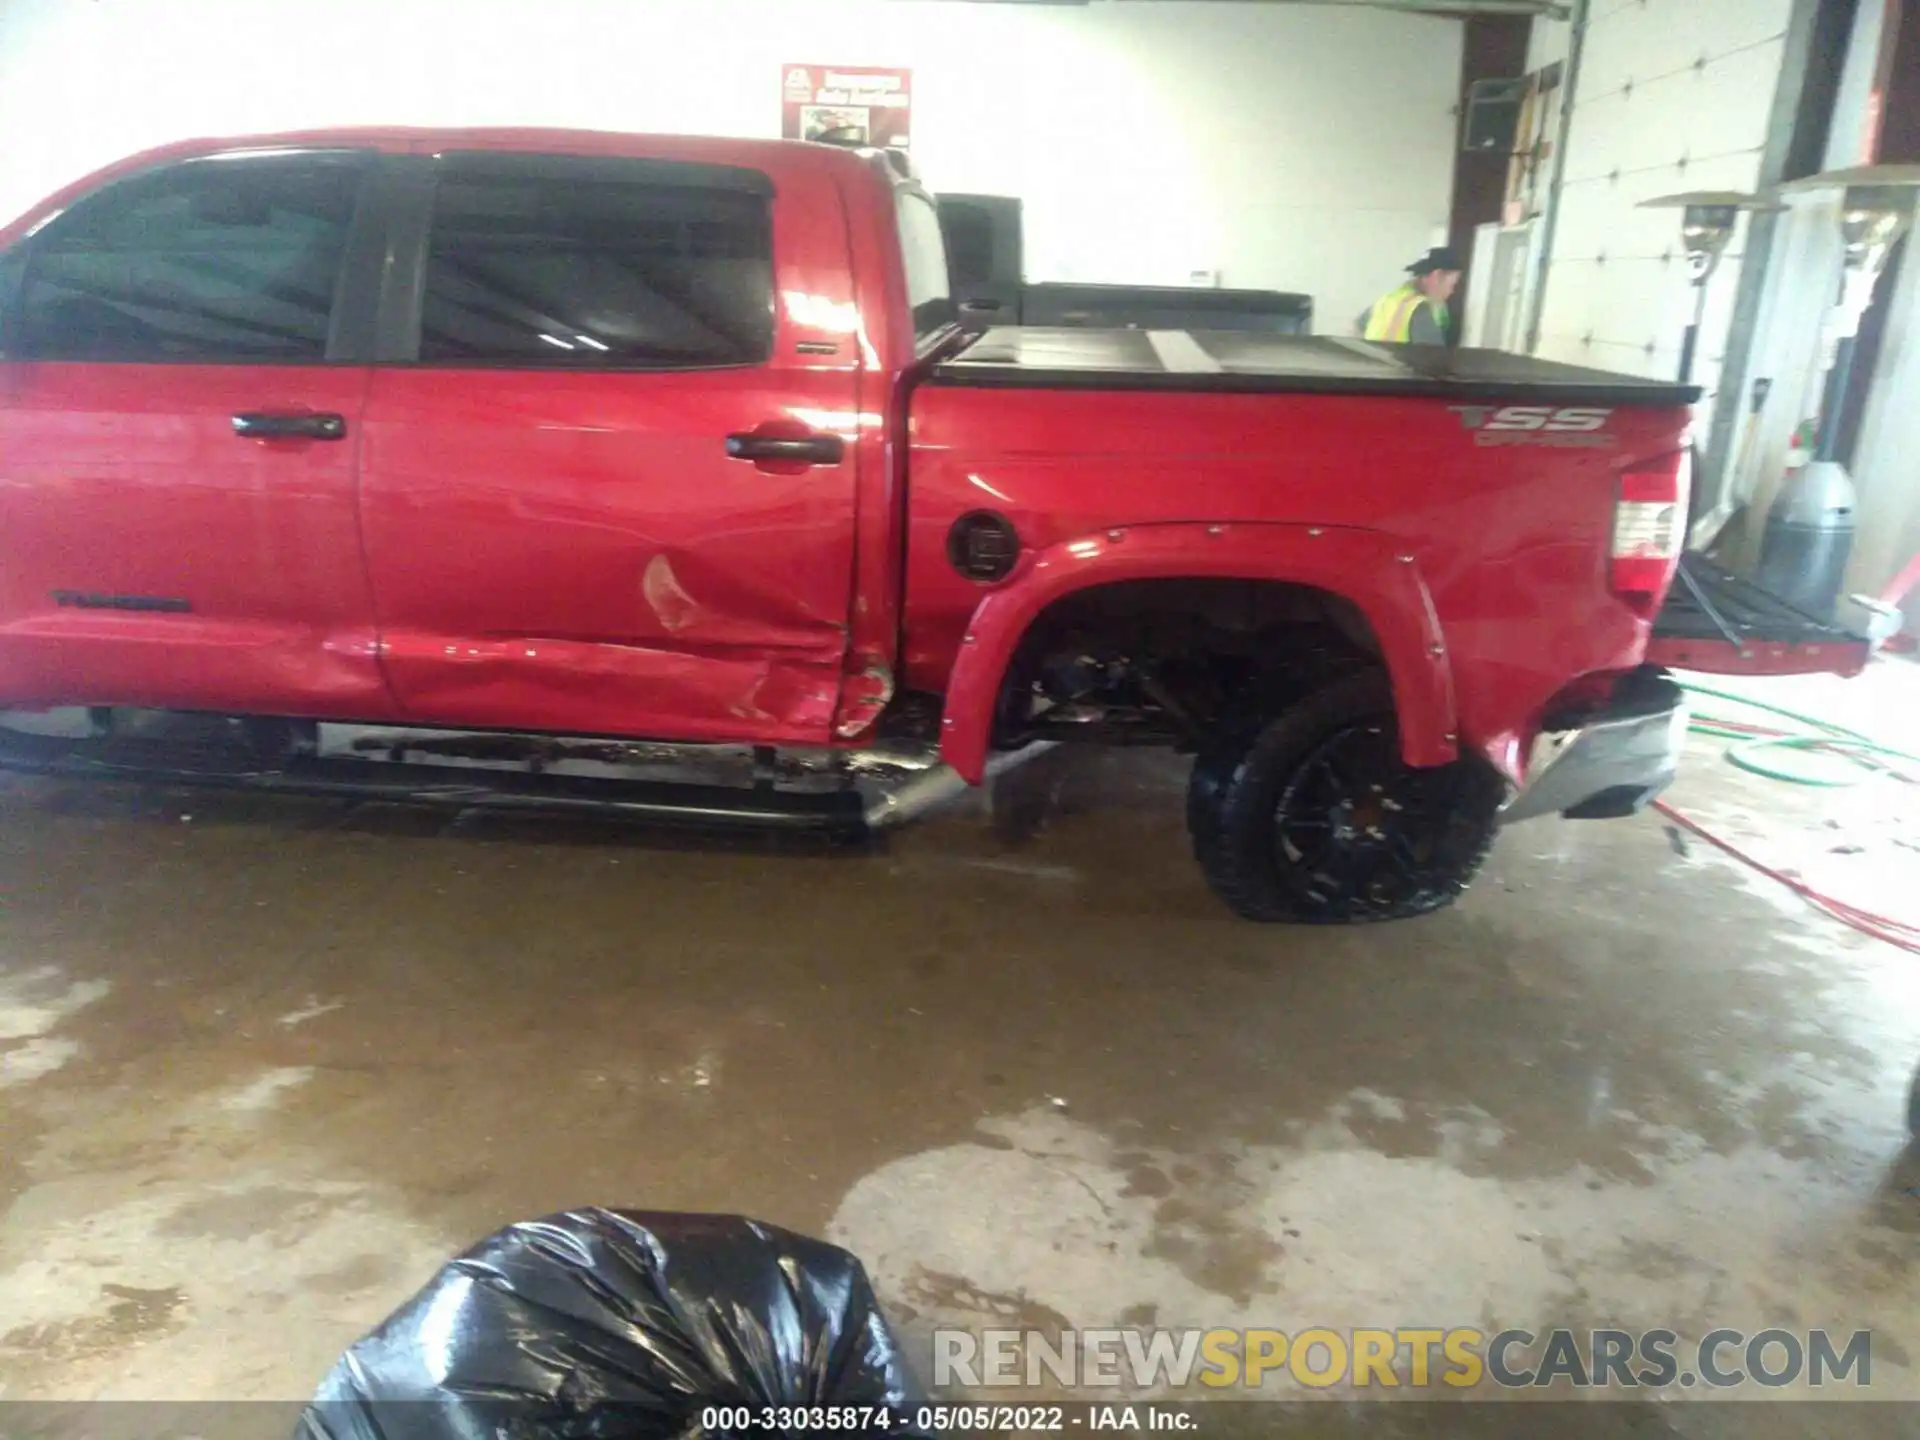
(1677, 680), (1920, 787)
(1661, 679), (1920, 956)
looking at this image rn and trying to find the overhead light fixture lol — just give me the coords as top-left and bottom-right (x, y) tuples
(1778, 163), (1920, 191)
(1637, 190), (1781, 384)
(1778, 165), (1920, 285)
(1769, 164), (1920, 481)
(947, 0), (1569, 13)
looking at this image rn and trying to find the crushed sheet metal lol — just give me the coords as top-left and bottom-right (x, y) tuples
(864, 742), (1058, 830)
(641, 554), (701, 634)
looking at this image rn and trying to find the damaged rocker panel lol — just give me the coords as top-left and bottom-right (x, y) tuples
(0, 710), (1053, 838)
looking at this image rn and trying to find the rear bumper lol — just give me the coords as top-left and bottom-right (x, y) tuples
(1499, 672), (1688, 825)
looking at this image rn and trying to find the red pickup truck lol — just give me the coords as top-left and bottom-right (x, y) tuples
(0, 129), (1867, 922)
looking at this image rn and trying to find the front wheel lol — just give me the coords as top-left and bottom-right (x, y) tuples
(1188, 673), (1504, 923)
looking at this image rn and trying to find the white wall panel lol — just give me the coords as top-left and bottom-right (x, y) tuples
(1712, 0), (1919, 605)
(0, 0), (1461, 336)
(1848, 240), (1920, 627)
(1715, 195), (1847, 568)
(1527, 12), (1569, 75)
(1583, 0), (1792, 84)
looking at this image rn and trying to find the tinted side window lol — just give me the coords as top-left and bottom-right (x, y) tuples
(896, 190), (952, 337)
(15, 153), (363, 362)
(419, 169), (774, 368)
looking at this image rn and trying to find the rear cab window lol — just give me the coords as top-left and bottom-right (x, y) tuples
(940, 203), (995, 290)
(418, 156), (775, 369)
(5, 150), (366, 362)
(895, 187), (953, 347)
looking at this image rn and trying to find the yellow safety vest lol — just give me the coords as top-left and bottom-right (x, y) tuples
(1363, 283), (1439, 343)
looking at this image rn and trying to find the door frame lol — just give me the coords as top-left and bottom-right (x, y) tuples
(0, 144), (399, 717)
(346, 143), (878, 745)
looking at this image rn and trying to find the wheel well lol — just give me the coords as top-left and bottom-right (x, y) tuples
(992, 578), (1387, 751)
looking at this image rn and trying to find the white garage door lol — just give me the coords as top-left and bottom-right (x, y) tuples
(1529, 0), (1798, 440)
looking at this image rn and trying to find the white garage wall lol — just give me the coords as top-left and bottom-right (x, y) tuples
(0, 0), (1462, 336)
(1720, 0), (1920, 616)
(1525, 0), (1799, 438)
(1846, 225), (1920, 625)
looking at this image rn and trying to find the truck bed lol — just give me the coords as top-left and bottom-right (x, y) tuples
(932, 330), (1866, 680)
(935, 328), (1702, 406)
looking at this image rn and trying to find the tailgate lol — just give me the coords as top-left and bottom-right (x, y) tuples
(1646, 555), (1870, 677)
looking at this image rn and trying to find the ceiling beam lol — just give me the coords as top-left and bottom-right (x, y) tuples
(973, 0), (1573, 18)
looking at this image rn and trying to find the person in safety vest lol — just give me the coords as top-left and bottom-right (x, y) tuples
(1357, 247), (1463, 345)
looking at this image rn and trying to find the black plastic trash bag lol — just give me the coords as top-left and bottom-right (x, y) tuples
(297, 1207), (927, 1439)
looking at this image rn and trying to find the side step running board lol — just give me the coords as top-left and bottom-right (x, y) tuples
(0, 726), (869, 839)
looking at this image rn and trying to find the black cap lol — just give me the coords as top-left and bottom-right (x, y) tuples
(1408, 246), (1464, 275)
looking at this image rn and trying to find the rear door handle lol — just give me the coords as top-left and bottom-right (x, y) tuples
(725, 432), (844, 466)
(233, 412), (347, 441)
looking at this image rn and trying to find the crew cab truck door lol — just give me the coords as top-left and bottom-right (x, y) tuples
(357, 149), (863, 744)
(0, 149), (387, 716)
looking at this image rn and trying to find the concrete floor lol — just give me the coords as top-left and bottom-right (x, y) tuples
(1, 663), (1918, 1435)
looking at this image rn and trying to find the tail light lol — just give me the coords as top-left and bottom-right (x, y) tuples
(1610, 449), (1691, 617)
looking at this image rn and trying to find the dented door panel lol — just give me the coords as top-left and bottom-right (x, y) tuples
(358, 366), (859, 741)
(357, 148), (865, 743)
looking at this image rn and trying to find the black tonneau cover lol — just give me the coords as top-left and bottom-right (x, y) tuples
(935, 328), (1702, 407)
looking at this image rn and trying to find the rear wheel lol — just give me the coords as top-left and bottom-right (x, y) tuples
(1186, 749), (1235, 864)
(1189, 673), (1504, 923)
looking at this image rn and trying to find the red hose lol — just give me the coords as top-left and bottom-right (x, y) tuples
(1654, 800), (1920, 956)
(1876, 548), (1920, 607)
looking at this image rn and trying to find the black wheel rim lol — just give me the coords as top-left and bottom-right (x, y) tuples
(1273, 720), (1484, 914)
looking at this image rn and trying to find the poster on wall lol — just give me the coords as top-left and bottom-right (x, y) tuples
(782, 65), (912, 150)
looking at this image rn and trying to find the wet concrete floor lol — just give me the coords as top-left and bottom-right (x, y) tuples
(1, 671), (1918, 1436)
